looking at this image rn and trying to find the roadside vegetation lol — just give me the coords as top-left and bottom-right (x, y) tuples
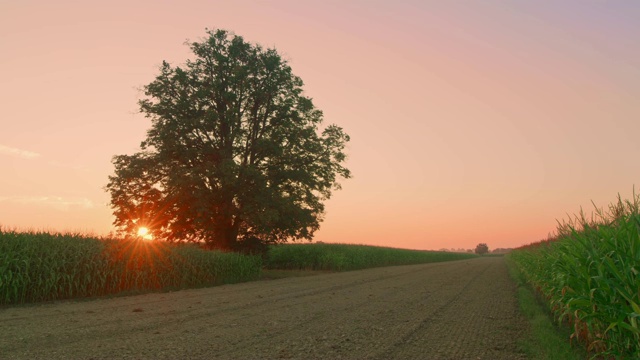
(509, 192), (640, 359)
(506, 257), (585, 360)
(0, 229), (262, 305)
(265, 243), (477, 271)
(1, 229), (477, 305)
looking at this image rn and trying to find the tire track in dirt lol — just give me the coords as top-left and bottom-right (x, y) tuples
(0, 263), (443, 352)
(375, 261), (493, 359)
(0, 257), (526, 359)
(375, 258), (526, 359)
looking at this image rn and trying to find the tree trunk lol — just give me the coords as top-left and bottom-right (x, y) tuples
(209, 195), (240, 251)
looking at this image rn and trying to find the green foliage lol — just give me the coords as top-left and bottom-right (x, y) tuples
(265, 243), (478, 271)
(474, 242), (489, 255)
(0, 229), (262, 305)
(0, 230), (477, 306)
(505, 257), (585, 360)
(106, 29), (351, 251)
(510, 193), (640, 359)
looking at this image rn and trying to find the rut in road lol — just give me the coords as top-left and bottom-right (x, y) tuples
(0, 256), (527, 359)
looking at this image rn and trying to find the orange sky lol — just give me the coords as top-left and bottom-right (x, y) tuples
(1, 1), (639, 250)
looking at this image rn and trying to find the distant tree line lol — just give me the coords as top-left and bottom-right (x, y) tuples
(437, 245), (513, 255)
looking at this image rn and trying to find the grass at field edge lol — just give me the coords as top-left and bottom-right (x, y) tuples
(505, 256), (587, 360)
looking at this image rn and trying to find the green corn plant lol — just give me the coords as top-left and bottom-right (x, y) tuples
(510, 192), (640, 358)
(265, 243), (477, 271)
(0, 229), (262, 305)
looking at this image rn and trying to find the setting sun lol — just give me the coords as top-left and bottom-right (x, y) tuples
(137, 227), (153, 240)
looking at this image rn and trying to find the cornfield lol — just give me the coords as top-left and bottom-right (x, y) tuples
(510, 193), (640, 358)
(265, 243), (477, 271)
(0, 229), (262, 305)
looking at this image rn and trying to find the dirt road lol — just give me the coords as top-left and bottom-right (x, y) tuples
(1, 257), (526, 359)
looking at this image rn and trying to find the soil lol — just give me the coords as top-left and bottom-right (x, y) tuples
(0, 256), (527, 359)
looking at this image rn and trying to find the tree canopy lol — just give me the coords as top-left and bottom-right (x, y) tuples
(106, 29), (351, 251)
(474, 243), (489, 255)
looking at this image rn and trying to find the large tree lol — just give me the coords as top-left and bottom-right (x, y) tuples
(106, 29), (350, 251)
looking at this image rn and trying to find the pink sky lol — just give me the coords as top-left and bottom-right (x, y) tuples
(1, 1), (639, 250)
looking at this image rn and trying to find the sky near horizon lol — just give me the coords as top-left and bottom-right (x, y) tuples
(1, 1), (639, 250)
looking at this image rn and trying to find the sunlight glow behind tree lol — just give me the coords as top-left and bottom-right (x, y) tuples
(137, 227), (153, 240)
